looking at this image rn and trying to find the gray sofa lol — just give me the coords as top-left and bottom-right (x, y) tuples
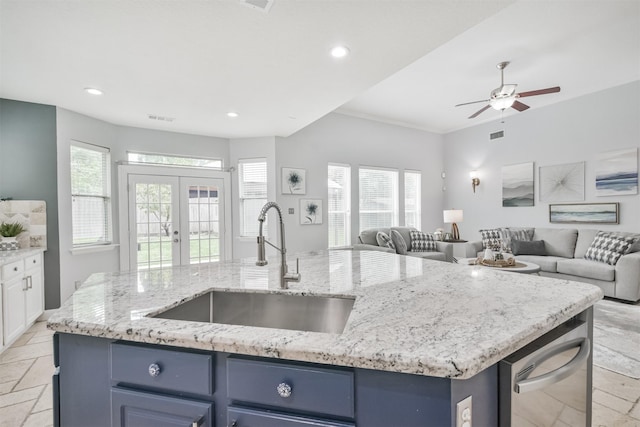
(464, 227), (640, 302)
(354, 226), (453, 262)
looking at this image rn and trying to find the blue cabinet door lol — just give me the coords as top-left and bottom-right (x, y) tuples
(228, 406), (354, 427)
(111, 387), (213, 427)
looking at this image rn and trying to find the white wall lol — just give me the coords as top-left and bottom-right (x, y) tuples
(229, 137), (277, 259)
(275, 113), (445, 254)
(443, 81), (640, 241)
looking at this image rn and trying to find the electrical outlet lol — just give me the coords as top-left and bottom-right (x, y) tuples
(456, 395), (472, 427)
(288, 208), (294, 214)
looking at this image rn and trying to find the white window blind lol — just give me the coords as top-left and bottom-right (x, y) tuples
(70, 141), (112, 246)
(328, 164), (351, 247)
(239, 159), (267, 237)
(404, 171), (421, 230)
(359, 167), (398, 232)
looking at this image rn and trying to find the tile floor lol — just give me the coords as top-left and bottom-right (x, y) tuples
(0, 321), (639, 426)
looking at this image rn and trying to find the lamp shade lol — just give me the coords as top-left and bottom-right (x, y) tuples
(443, 209), (463, 224)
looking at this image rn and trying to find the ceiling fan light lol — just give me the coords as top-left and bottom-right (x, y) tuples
(490, 96), (515, 111)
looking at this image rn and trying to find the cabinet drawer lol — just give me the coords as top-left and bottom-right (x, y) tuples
(228, 406), (354, 427)
(227, 357), (354, 419)
(1, 260), (24, 280)
(24, 253), (42, 270)
(111, 343), (214, 397)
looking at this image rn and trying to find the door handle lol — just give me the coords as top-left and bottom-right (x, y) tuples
(22, 277), (28, 291)
(514, 337), (590, 394)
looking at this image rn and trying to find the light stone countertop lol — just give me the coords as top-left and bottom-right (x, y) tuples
(47, 250), (603, 379)
(0, 248), (46, 265)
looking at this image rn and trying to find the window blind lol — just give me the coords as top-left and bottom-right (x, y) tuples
(239, 159), (267, 237)
(404, 171), (421, 230)
(328, 164), (351, 247)
(359, 167), (398, 232)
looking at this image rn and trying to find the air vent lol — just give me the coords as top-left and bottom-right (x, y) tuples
(240, 0), (274, 12)
(490, 130), (505, 140)
(148, 114), (175, 123)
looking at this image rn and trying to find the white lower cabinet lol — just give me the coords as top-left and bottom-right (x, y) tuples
(1, 252), (45, 349)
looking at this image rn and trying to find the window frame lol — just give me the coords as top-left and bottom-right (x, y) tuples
(238, 158), (268, 238)
(404, 170), (422, 230)
(327, 163), (351, 248)
(127, 151), (223, 170)
(358, 166), (399, 233)
(70, 140), (112, 248)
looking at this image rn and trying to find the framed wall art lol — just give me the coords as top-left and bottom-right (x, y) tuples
(539, 162), (585, 202)
(300, 199), (322, 225)
(595, 148), (638, 196)
(282, 167), (306, 195)
(549, 202), (619, 224)
(502, 162), (534, 207)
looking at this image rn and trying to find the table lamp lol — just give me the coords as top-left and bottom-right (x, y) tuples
(443, 209), (463, 240)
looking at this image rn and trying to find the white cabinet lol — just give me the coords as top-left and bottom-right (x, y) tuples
(1, 252), (44, 349)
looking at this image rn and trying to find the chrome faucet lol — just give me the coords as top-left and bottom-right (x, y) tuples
(256, 201), (301, 289)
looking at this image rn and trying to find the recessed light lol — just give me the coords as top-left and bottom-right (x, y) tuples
(226, 112), (239, 118)
(330, 45), (350, 58)
(84, 87), (103, 96)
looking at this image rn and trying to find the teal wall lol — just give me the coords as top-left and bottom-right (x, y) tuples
(0, 98), (60, 308)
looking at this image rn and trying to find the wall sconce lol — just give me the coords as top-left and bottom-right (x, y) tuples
(470, 170), (480, 193)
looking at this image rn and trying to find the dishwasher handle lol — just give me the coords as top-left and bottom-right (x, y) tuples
(515, 337), (590, 394)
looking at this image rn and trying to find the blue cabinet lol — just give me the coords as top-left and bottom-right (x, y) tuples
(227, 406), (354, 427)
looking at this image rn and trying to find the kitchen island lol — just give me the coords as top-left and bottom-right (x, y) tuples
(48, 250), (603, 426)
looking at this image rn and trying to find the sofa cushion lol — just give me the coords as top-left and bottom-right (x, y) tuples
(407, 251), (446, 261)
(574, 229), (600, 259)
(376, 231), (396, 250)
(359, 228), (389, 246)
(532, 228), (578, 258)
(499, 227), (534, 252)
(410, 230), (437, 252)
(391, 230), (408, 255)
(514, 255), (567, 273)
(557, 259), (615, 281)
(584, 232), (638, 266)
(390, 227), (415, 250)
(512, 240), (546, 256)
(479, 229), (503, 250)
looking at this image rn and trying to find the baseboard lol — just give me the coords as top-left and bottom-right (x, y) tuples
(37, 309), (58, 321)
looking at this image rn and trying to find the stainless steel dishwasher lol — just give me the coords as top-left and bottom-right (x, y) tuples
(499, 318), (591, 426)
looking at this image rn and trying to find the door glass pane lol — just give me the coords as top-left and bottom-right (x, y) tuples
(135, 183), (175, 270)
(187, 185), (220, 264)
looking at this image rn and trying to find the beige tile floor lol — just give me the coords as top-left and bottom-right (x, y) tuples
(0, 321), (639, 426)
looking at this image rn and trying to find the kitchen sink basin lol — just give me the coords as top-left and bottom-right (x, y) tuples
(151, 291), (355, 334)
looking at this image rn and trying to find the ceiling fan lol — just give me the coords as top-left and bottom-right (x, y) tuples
(456, 61), (560, 119)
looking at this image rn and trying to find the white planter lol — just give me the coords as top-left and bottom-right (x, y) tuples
(0, 236), (19, 251)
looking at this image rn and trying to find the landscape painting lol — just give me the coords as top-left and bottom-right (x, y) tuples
(502, 162), (534, 207)
(549, 203), (619, 224)
(595, 148), (638, 196)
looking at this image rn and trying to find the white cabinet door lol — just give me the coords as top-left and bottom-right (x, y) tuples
(3, 275), (27, 344)
(25, 267), (43, 325)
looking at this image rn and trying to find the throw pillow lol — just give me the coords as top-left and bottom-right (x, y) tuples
(391, 230), (408, 255)
(499, 228), (534, 252)
(512, 240), (546, 256)
(409, 230), (437, 252)
(584, 232), (638, 266)
(479, 229), (503, 250)
(376, 231), (396, 251)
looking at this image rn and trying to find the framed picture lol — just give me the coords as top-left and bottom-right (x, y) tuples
(595, 148), (638, 196)
(502, 162), (534, 207)
(539, 162), (585, 202)
(282, 167), (306, 195)
(549, 203), (619, 224)
(300, 199), (322, 225)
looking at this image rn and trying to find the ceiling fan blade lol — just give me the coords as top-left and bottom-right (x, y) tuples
(518, 86), (561, 98)
(455, 99), (489, 107)
(511, 100), (530, 112)
(469, 104), (491, 119)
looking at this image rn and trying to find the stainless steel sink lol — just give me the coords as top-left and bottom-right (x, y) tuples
(152, 291), (355, 334)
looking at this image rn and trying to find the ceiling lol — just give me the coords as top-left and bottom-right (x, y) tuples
(1, 1), (638, 139)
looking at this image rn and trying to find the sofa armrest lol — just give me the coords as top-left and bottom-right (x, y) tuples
(614, 251), (640, 302)
(435, 242), (454, 263)
(352, 243), (395, 253)
(464, 241), (483, 258)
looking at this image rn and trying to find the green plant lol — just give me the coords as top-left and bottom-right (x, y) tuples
(0, 222), (25, 237)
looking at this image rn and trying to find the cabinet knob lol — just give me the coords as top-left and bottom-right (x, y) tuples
(33, 259), (36, 263)
(148, 363), (161, 377)
(228, 422), (237, 427)
(14, 267), (18, 271)
(277, 382), (292, 398)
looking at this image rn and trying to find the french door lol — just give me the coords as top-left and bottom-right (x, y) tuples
(119, 166), (231, 271)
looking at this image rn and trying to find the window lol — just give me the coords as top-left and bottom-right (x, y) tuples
(404, 171), (421, 229)
(128, 152), (222, 169)
(359, 167), (398, 232)
(328, 164), (351, 247)
(70, 141), (112, 246)
(239, 159), (267, 237)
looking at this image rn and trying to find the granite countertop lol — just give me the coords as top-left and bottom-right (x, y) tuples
(0, 248), (46, 265)
(47, 250), (603, 379)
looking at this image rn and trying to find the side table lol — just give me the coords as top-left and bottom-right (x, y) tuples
(442, 239), (468, 261)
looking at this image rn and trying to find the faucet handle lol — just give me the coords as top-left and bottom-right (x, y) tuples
(284, 258), (301, 283)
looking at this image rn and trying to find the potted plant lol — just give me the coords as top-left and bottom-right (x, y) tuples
(0, 221), (25, 251)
